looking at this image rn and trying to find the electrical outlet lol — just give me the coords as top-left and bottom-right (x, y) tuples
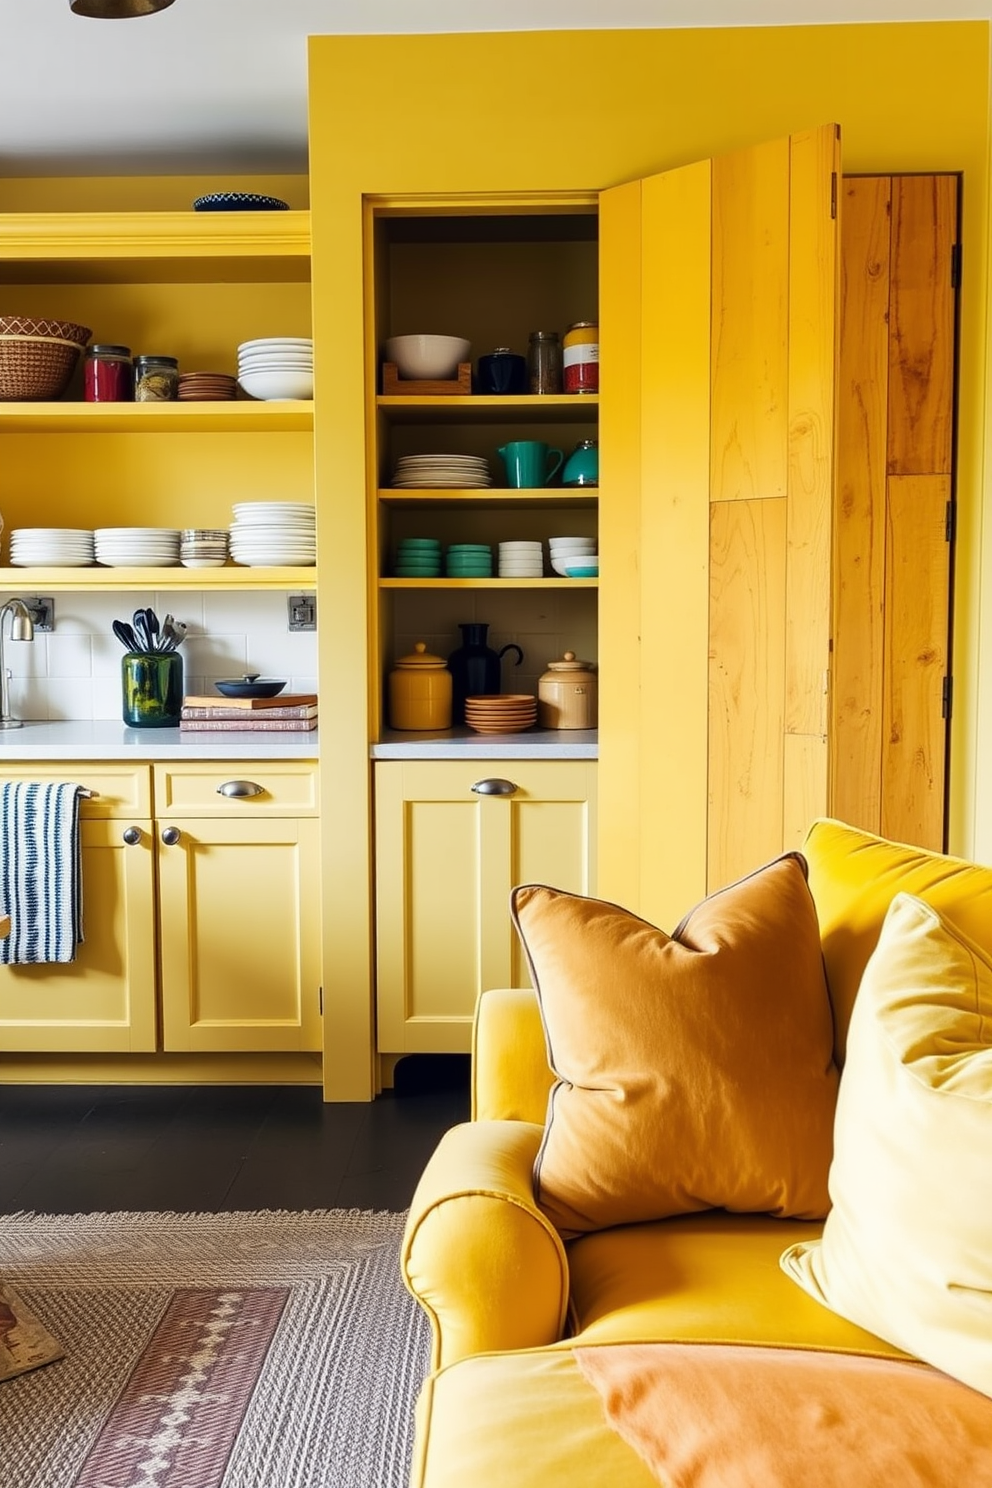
(24, 597), (54, 632)
(288, 594), (316, 631)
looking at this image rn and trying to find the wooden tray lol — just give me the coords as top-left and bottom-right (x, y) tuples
(382, 362), (472, 397)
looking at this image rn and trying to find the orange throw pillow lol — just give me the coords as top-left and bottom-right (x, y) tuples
(512, 854), (839, 1236)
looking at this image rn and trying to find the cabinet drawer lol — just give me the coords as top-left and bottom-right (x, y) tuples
(0, 763), (151, 819)
(153, 762), (319, 817)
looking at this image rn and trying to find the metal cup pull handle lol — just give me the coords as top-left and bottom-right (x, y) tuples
(471, 778), (518, 796)
(217, 780), (264, 798)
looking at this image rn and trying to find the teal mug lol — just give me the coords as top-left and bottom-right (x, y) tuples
(498, 440), (564, 488)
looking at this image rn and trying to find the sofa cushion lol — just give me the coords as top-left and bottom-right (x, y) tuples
(511, 853), (839, 1236)
(803, 817), (992, 1064)
(782, 892), (992, 1399)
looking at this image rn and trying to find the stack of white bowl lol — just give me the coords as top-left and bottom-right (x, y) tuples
(94, 528), (181, 567)
(229, 501), (316, 567)
(498, 541), (544, 578)
(237, 337), (314, 401)
(9, 528), (94, 567)
(180, 528), (229, 568)
(549, 535), (597, 577)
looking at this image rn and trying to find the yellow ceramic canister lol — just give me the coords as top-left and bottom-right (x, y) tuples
(388, 642), (453, 730)
(562, 321), (599, 394)
(537, 650), (598, 730)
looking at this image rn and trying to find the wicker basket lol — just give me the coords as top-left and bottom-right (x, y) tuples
(0, 316), (92, 400)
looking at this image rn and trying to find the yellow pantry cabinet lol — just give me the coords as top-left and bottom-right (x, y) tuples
(0, 761), (320, 1057)
(374, 759), (597, 1054)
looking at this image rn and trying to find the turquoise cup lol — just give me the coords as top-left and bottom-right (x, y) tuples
(498, 440), (564, 488)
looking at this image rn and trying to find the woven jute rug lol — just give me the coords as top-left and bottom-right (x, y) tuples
(0, 1208), (429, 1488)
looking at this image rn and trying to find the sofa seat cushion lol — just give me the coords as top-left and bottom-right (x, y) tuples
(567, 1212), (907, 1356)
(411, 1341), (992, 1488)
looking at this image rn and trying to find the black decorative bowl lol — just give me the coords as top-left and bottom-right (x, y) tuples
(193, 193), (290, 212)
(214, 676), (287, 699)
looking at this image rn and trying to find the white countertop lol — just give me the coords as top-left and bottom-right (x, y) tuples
(372, 727), (597, 759)
(0, 720), (318, 760)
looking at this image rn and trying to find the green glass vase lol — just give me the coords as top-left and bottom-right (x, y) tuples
(121, 650), (183, 728)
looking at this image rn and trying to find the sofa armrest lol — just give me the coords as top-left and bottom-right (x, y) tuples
(472, 986), (555, 1122)
(401, 1120), (569, 1371)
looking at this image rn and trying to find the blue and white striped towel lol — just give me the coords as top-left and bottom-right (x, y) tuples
(0, 782), (85, 964)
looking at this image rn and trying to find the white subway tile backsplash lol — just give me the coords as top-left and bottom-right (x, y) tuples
(46, 633), (93, 678)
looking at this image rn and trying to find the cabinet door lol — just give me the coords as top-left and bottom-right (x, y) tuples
(375, 759), (597, 1054)
(156, 817), (322, 1054)
(0, 817), (157, 1053)
(599, 124), (840, 928)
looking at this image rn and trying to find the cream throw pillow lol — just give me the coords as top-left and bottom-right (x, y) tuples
(512, 853), (839, 1237)
(782, 892), (992, 1398)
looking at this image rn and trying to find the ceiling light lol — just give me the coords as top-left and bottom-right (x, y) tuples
(69, 0), (176, 16)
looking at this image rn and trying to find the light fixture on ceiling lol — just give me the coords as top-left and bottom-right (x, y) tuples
(69, 0), (176, 16)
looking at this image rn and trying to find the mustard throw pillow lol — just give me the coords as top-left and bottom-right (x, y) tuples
(511, 853), (839, 1237)
(782, 893), (992, 1399)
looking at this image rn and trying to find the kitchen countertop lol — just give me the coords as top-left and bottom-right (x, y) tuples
(372, 727), (597, 759)
(0, 720), (318, 760)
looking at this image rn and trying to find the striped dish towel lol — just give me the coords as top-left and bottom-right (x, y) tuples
(0, 782), (85, 964)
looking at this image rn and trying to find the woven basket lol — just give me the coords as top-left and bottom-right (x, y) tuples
(0, 316), (92, 400)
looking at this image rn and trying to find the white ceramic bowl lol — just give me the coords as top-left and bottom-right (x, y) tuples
(238, 369), (314, 401)
(549, 536), (596, 551)
(384, 334), (470, 380)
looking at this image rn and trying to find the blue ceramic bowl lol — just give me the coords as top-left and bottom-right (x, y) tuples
(193, 193), (289, 212)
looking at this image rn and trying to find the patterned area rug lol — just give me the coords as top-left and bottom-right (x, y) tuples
(0, 1209), (429, 1488)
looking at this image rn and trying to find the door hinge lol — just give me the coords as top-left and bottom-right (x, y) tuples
(942, 676), (953, 720)
(318, 985), (324, 1015)
(831, 171), (837, 220)
(945, 500), (956, 543)
(951, 242), (962, 289)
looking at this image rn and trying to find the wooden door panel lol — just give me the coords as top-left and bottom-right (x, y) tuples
(887, 175), (958, 476)
(881, 474), (951, 850)
(833, 176), (891, 831)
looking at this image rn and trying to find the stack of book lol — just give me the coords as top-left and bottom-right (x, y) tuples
(179, 693), (318, 733)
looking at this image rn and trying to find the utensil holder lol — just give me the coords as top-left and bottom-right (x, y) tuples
(122, 650), (183, 728)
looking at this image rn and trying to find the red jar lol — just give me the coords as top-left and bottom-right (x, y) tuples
(562, 321), (599, 394)
(84, 344), (132, 402)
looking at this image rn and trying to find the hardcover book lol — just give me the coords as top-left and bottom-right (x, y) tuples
(179, 717), (318, 732)
(182, 693), (318, 711)
(181, 703), (318, 721)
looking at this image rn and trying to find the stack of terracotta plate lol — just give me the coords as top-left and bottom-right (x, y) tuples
(178, 371), (238, 401)
(464, 694), (538, 734)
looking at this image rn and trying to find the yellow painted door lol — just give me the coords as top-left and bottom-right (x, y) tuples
(156, 816), (322, 1054)
(598, 124), (839, 929)
(375, 759), (597, 1055)
(0, 816), (157, 1053)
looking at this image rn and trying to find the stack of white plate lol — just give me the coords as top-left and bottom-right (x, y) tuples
(237, 338), (314, 401)
(549, 535), (597, 577)
(498, 541), (544, 578)
(9, 528), (94, 567)
(94, 528), (181, 567)
(391, 453), (491, 489)
(229, 501), (316, 567)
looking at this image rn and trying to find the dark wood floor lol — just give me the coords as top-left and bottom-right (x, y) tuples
(0, 1055), (470, 1215)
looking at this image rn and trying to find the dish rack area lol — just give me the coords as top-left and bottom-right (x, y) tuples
(367, 200), (601, 739)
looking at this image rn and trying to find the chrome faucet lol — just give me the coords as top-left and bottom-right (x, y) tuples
(0, 599), (35, 729)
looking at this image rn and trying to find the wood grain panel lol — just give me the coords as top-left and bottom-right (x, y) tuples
(708, 496), (787, 890)
(784, 733), (829, 853)
(888, 175), (957, 476)
(832, 175), (891, 833)
(786, 124), (840, 750)
(710, 137), (789, 504)
(881, 473), (951, 851)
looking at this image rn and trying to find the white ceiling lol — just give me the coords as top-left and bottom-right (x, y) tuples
(0, 0), (988, 177)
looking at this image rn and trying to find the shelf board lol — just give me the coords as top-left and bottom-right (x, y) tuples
(0, 401), (314, 433)
(0, 210), (311, 284)
(377, 486), (597, 508)
(0, 566), (317, 591)
(379, 577), (597, 590)
(377, 393), (598, 425)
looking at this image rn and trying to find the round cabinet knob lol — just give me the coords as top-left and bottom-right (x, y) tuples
(161, 826), (182, 846)
(216, 780), (264, 798)
(470, 778), (518, 797)
(122, 826), (141, 846)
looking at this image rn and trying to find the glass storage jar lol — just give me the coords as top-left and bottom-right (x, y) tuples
(133, 354), (179, 402)
(84, 344), (132, 402)
(527, 330), (562, 395)
(122, 651), (183, 727)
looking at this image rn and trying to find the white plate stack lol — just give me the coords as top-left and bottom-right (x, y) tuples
(9, 528), (94, 567)
(549, 535), (597, 576)
(229, 501), (316, 567)
(94, 528), (181, 567)
(498, 541), (544, 578)
(237, 338), (314, 401)
(391, 453), (491, 489)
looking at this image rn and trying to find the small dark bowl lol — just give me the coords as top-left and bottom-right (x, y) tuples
(214, 677), (287, 699)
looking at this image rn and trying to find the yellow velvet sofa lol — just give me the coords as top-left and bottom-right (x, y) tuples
(401, 820), (992, 1487)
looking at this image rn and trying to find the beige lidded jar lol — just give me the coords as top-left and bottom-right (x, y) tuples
(388, 642), (453, 730)
(537, 650), (598, 730)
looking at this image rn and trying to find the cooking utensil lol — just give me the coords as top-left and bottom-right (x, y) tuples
(132, 608), (152, 651)
(112, 618), (138, 651)
(214, 674), (286, 699)
(162, 616), (187, 650)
